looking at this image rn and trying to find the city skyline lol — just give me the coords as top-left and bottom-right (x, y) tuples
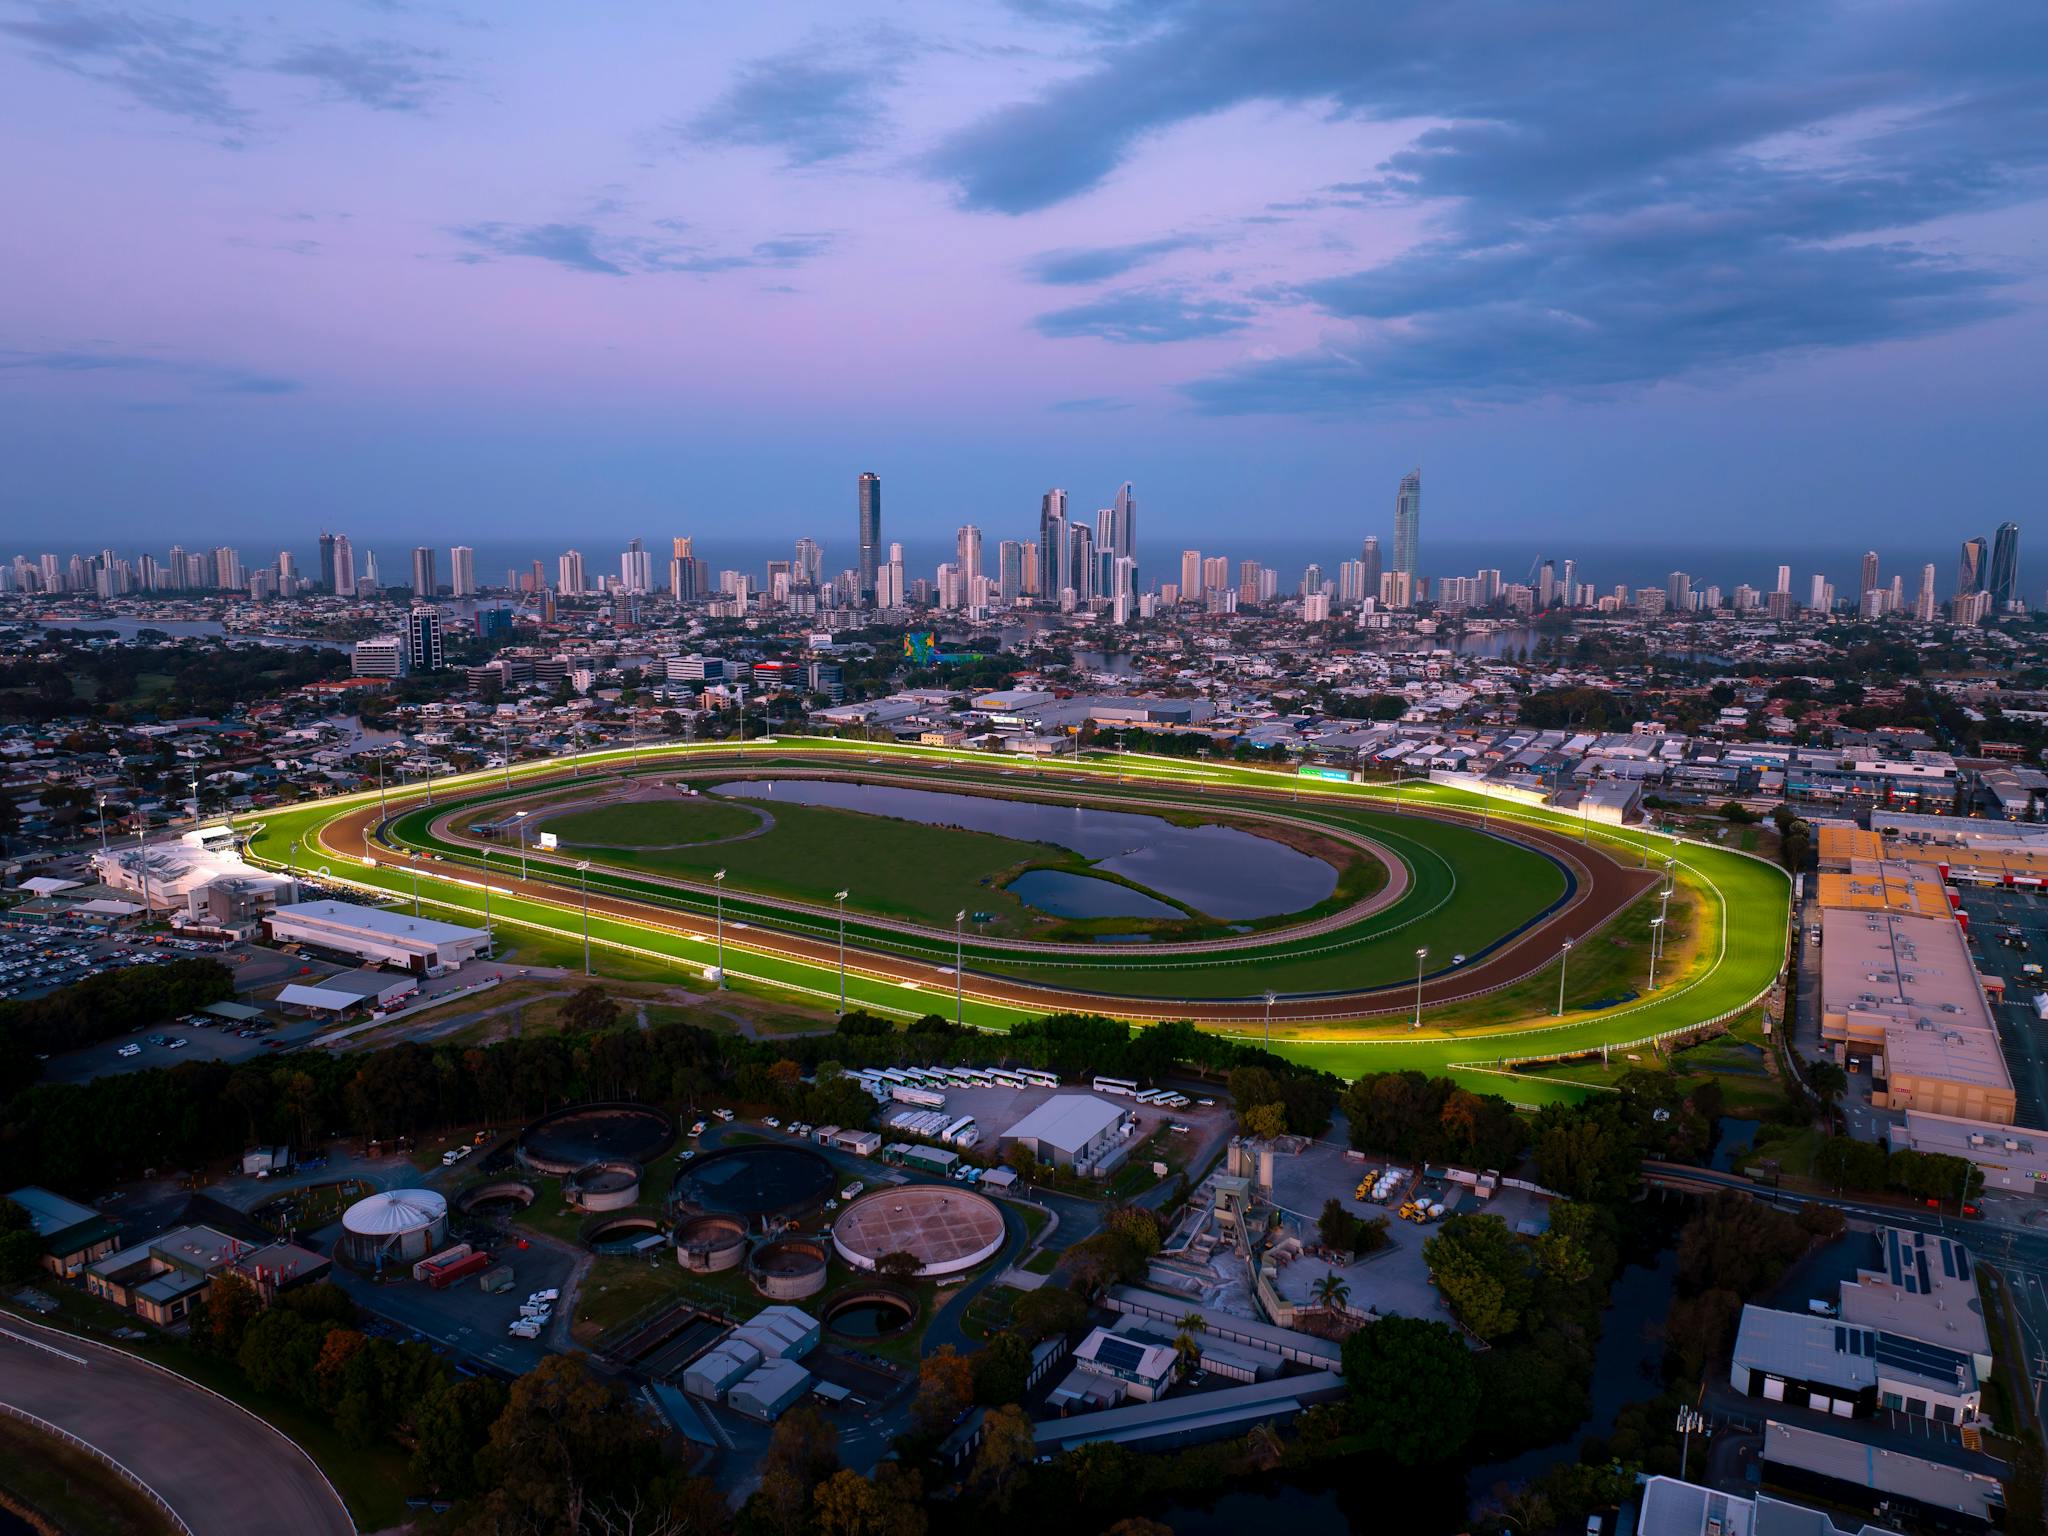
(2, 2), (2043, 547)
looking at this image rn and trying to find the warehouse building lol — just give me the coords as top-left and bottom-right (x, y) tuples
(1816, 907), (2013, 1124)
(727, 1358), (813, 1421)
(729, 1304), (820, 1361)
(1729, 1305), (1980, 1425)
(1888, 1110), (2048, 1195)
(1761, 1419), (2003, 1531)
(263, 899), (488, 975)
(684, 1340), (762, 1401)
(1000, 1094), (1134, 1176)
(6, 1186), (122, 1278)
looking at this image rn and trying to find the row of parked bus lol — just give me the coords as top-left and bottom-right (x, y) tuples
(1089, 1076), (1196, 1109)
(849, 1064), (1062, 1097)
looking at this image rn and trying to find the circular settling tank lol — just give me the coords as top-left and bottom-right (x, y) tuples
(455, 1180), (537, 1218)
(671, 1144), (833, 1229)
(519, 1103), (675, 1177)
(748, 1235), (830, 1300)
(824, 1285), (918, 1339)
(831, 1186), (1006, 1278)
(674, 1212), (748, 1273)
(564, 1160), (642, 1212)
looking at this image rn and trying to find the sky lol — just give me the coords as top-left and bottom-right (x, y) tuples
(1, 0), (2045, 568)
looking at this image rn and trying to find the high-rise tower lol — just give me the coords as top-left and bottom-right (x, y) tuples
(1393, 469), (1421, 577)
(1039, 489), (1069, 601)
(1957, 537), (1987, 598)
(1990, 522), (2021, 609)
(857, 472), (882, 604)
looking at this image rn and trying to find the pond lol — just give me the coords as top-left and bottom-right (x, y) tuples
(712, 777), (1338, 921)
(1006, 869), (1184, 920)
(827, 1298), (914, 1338)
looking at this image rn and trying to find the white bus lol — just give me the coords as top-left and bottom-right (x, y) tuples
(987, 1068), (1026, 1089)
(1092, 1075), (1140, 1097)
(875, 1069), (912, 1087)
(1018, 1068), (1059, 1089)
(957, 1068), (991, 1087)
(1134, 1089), (1173, 1106)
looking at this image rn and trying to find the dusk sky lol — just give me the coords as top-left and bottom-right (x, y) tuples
(2, 0), (2044, 557)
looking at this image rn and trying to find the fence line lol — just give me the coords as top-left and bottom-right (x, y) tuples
(0, 1400), (195, 1536)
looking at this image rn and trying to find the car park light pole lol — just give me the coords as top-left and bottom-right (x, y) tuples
(835, 890), (849, 1014)
(577, 860), (592, 976)
(1556, 939), (1574, 1017)
(513, 810), (529, 880)
(955, 910), (965, 1026)
(1412, 946), (1429, 1029)
(96, 793), (108, 855)
(713, 870), (726, 986)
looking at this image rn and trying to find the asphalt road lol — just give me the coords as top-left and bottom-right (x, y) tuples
(314, 757), (1659, 1021)
(0, 1317), (355, 1536)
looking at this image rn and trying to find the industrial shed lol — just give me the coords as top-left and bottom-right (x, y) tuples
(727, 1359), (813, 1421)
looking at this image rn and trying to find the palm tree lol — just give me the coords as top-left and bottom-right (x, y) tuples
(1245, 1421), (1284, 1471)
(1173, 1311), (1206, 1378)
(1311, 1273), (1351, 1313)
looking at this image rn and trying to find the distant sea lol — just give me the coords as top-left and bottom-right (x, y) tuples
(46, 534), (2011, 606)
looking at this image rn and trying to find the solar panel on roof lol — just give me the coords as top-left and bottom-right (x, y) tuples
(1917, 1249), (1931, 1293)
(1955, 1247), (1971, 1281)
(1940, 1241), (1956, 1279)
(1093, 1338), (1152, 1372)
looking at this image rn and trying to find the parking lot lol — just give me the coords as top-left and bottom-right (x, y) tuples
(884, 1080), (1231, 1172)
(1953, 884), (2048, 1130)
(321, 1221), (581, 1377)
(0, 921), (229, 1000)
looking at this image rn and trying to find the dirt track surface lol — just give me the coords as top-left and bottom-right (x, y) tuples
(0, 1319), (355, 1536)
(317, 761), (1657, 1024)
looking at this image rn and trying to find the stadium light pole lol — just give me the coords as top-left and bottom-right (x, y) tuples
(1648, 916), (1666, 990)
(1556, 939), (1574, 1017)
(481, 855), (493, 950)
(713, 870), (726, 987)
(835, 890), (849, 1014)
(1412, 946), (1429, 1029)
(1263, 990), (1277, 1047)
(500, 725), (512, 789)
(376, 755), (387, 820)
(409, 864), (421, 917)
(577, 860), (592, 976)
(955, 910), (966, 1026)
(134, 819), (152, 915)
(513, 811), (528, 880)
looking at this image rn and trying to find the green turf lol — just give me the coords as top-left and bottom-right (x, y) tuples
(547, 795), (766, 848)
(241, 736), (1792, 1102)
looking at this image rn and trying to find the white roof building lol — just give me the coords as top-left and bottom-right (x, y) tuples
(263, 899), (488, 974)
(1001, 1094), (1132, 1175)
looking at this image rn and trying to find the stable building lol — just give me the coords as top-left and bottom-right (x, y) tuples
(263, 899), (488, 976)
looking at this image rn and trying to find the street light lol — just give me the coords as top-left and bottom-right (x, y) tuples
(1556, 939), (1574, 1017)
(713, 870), (726, 987)
(96, 794), (108, 856)
(835, 890), (850, 1014)
(955, 910), (966, 1026)
(1648, 916), (1667, 989)
(1412, 946), (1429, 1029)
(1263, 990), (1277, 1047)
(577, 859), (592, 976)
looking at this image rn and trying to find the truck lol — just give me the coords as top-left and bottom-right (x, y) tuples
(424, 1251), (494, 1290)
(412, 1243), (472, 1282)
(2034, 993), (2048, 1022)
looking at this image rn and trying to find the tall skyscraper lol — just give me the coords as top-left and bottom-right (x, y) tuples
(558, 550), (585, 594)
(1068, 524), (1096, 601)
(1957, 537), (1987, 598)
(1097, 481), (1137, 589)
(1914, 564), (1937, 622)
(318, 532), (338, 593)
(955, 525), (983, 588)
(1775, 564), (1791, 595)
(856, 472), (882, 604)
(1859, 550), (1879, 597)
(1039, 489), (1068, 601)
(1360, 536), (1382, 600)
(449, 545), (476, 598)
(997, 540), (1023, 602)
(1666, 570), (1692, 611)
(1393, 469), (1421, 577)
(411, 547), (438, 598)
(1239, 558), (1260, 605)
(341, 541), (361, 593)
(1990, 522), (2021, 609)
(1180, 549), (1203, 599)
(620, 538), (652, 594)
